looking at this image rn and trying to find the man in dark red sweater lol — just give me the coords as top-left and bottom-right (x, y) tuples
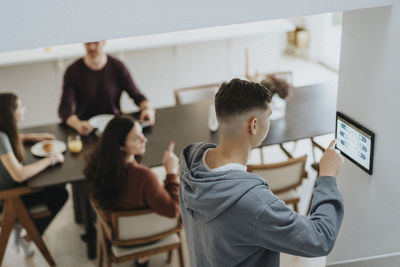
(58, 41), (155, 135)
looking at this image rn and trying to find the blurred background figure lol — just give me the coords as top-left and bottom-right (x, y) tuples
(58, 41), (155, 136)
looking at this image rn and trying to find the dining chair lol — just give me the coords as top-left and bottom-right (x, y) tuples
(90, 198), (184, 267)
(0, 186), (55, 266)
(174, 83), (220, 105)
(248, 155), (307, 212)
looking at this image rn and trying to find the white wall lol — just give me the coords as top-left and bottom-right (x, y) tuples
(0, 61), (61, 127)
(0, 0), (394, 52)
(327, 5), (400, 265)
(0, 34), (286, 127)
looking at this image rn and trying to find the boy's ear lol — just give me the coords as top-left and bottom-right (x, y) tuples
(248, 117), (258, 135)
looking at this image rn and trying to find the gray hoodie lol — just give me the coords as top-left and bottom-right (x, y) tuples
(179, 143), (344, 267)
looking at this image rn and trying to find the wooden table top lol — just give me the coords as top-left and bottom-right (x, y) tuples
(23, 82), (337, 188)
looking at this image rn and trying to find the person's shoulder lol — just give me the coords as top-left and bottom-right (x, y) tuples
(245, 182), (278, 207)
(0, 131), (9, 142)
(0, 130), (12, 154)
(68, 58), (84, 69)
(65, 58), (84, 74)
(107, 55), (127, 69)
(186, 142), (216, 151)
(127, 162), (158, 181)
(128, 161), (150, 172)
(227, 183), (278, 225)
(181, 142), (216, 164)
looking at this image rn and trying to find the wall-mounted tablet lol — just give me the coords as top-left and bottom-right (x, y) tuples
(335, 112), (375, 175)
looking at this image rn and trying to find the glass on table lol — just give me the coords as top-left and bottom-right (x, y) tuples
(67, 134), (83, 153)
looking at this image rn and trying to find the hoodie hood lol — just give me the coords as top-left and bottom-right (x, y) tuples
(180, 142), (266, 222)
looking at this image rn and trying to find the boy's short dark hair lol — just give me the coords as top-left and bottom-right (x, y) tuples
(215, 78), (272, 119)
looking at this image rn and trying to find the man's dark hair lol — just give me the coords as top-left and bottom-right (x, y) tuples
(215, 78), (272, 119)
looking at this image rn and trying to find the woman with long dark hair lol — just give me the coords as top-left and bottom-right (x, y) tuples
(85, 115), (180, 267)
(0, 93), (68, 257)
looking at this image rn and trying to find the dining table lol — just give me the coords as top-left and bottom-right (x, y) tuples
(21, 81), (337, 259)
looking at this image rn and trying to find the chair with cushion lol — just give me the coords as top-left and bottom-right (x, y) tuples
(174, 83), (220, 105)
(248, 155), (307, 212)
(0, 186), (55, 266)
(90, 198), (184, 267)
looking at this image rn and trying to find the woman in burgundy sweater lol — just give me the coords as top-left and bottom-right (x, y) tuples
(85, 115), (179, 267)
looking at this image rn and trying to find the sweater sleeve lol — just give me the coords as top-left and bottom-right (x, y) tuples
(254, 176), (344, 257)
(58, 66), (77, 121)
(118, 62), (147, 107)
(142, 170), (180, 218)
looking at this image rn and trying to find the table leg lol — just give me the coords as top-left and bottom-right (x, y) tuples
(71, 182), (83, 224)
(84, 196), (97, 259)
(75, 181), (97, 259)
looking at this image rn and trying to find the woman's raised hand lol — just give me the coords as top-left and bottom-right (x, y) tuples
(162, 141), (179, 175)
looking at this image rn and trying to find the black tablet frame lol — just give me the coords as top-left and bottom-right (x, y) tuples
(335, 111), (375, 175)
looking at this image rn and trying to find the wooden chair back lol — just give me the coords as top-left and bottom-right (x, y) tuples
(174, 83), (220, 105)
(110, 209), (181, 246)
(91, 199), (181, 245)
(90, 198), (184, 266)
(248, 155), (307, 194)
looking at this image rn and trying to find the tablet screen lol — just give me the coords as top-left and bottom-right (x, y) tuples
(335, 112), (375, 174)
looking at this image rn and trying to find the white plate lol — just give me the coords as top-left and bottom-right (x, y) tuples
(139, 120), (153, 128)
(31, 140), (67, 157)
(89, 114), (115, 134)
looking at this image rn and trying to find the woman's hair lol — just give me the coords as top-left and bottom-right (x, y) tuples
(0, 93), (24, 161)
(84, 115), (136, 210)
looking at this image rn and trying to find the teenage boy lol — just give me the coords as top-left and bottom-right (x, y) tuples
(179, 78), (344, 267)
